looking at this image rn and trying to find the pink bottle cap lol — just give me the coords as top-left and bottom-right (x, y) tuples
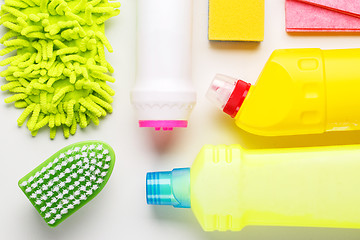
(139, 120), (188, 131)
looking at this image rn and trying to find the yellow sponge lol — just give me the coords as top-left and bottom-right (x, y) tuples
(209, 0), (265, 41)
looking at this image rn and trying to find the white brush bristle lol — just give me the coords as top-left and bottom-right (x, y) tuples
(19, 144), (112, 226)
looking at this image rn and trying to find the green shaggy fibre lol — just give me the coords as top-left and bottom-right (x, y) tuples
(0, 0), (120, 139)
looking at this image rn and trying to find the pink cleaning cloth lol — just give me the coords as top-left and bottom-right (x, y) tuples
(286, 0), (360, 32)
(297, 0), (360, 17)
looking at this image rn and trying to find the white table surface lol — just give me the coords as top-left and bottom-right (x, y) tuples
(2, 0), (360, 239)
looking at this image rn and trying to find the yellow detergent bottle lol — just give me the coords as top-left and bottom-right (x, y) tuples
(207, 48), (360, 136)
(147, 144), (360, 231)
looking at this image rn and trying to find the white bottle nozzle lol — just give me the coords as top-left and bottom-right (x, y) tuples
(207, 74), (251, 118)
(206, 74), (238, 110)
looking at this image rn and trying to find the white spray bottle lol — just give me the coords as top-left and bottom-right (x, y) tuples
(132, 0), (196, 131)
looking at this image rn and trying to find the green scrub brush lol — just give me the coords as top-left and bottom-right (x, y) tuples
(18, 141), (115, 227)
(0, 0), (120, 139)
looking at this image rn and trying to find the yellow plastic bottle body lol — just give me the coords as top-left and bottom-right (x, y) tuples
(191, 145), (360, 231)
(235, 48), (360, 136)
(324, 49), (360, 131)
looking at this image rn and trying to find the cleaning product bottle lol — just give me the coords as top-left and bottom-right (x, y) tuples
(147, 144), (360, 231)
(207, 48), (360, 136)
(132, 0), (196, 131)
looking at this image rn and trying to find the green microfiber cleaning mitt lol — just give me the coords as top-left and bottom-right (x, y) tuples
(0, 0), (120, 139)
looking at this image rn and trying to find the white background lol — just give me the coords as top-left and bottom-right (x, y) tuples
(2, 0), (360, 239)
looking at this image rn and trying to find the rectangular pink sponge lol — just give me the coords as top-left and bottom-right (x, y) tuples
(286, 0), (360, 32)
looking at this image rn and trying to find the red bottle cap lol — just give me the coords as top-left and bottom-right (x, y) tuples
(223, 80), (251, 118)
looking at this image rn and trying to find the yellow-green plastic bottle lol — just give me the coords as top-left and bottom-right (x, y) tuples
(207, 48), (360, 136)
(147, 144), (360, 231)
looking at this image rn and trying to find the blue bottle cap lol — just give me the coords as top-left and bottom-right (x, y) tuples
(146, 168), (191, 208)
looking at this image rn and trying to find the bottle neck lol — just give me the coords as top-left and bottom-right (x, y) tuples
(223, 80), (251, 118)
(146, 168), (191, 208)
